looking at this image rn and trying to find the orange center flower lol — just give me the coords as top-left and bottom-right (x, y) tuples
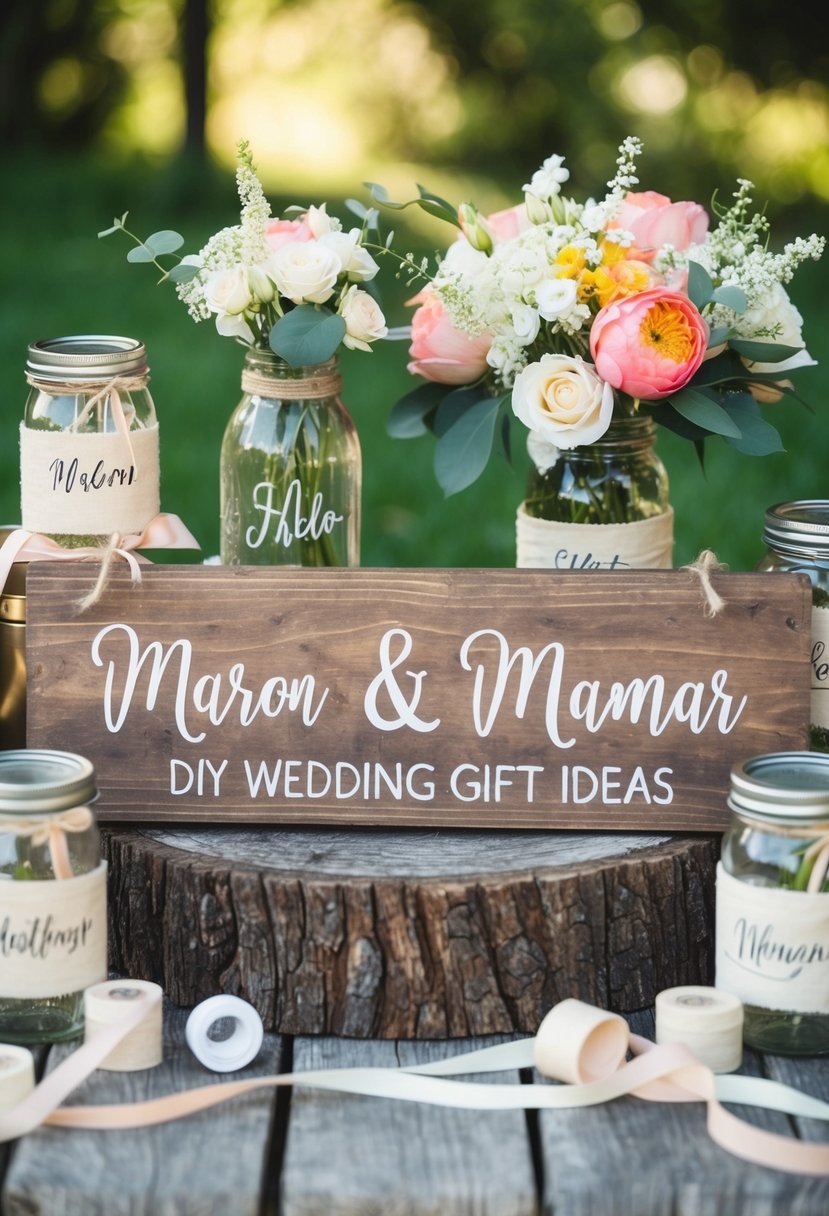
(640, 300), (695, 363)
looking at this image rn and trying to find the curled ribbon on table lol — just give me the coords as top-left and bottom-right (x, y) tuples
(1, 988), (828, 1176)
(0, 515), (200, 612)
(0, 807), (93, 880)
(681, 549), (728, 617)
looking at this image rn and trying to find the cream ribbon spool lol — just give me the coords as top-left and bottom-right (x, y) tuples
(84, 980), (163, 1072)
(655, 986), (743, 1073)
(185, 995), (264, 1073)
(0, 1046), (35, 1112)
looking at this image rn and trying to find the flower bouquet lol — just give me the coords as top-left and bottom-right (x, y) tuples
(101, 142), (389, 566)
(376, 138), (824, 569)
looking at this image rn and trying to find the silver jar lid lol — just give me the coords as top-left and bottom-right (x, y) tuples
(0, 750), (97, 814)
(728, 751), (829, 822)
(26, 336), (148, 382)
(763, 500), (829, 560)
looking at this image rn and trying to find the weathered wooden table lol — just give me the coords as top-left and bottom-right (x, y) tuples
(2, 997), (828, 1215)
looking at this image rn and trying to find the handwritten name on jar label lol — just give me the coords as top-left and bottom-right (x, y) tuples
(516, 509), (674, 570)
(812, 606), (829, 729)
(0, 863), (107, 999)
(715, 863), (829, 1014)
(246, 479), (344, 551)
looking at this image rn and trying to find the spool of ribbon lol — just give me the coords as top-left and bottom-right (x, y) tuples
(185, 995), (264, 1073)
(84, 981), (164, 1072)
(0, 1046), (35, 1112)
(655, 986), (743, 1074)
(1, 986), (828, 1177)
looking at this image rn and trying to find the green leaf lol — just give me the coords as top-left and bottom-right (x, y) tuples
(387, 382), (445, 438)
(433, 397), (500, 496)
(642, 400), (709, 442)
(688, 349), (748, 387)
(345, 198), (368, 220)
(668, 386), (743, 438)
(706, 324), (730, 347)
(126, 244), (155, 263)
(144, 230), (185, 256)
(98, 212), (128, 238)
(711, 284), (748, 313)
(434, 386), (488, 437)
(729, 338), (804, 364)
(364, 181), (461, 228)
(687, 261), (714, 310)
(500, 411), (513, 464)
(269, 306), (346, 366)
(721, 393), (786, 456)
(166, 262), (200, 284)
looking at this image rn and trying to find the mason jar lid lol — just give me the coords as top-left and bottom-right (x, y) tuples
(0, 750), (97, 814)
(26, 336), (148, 382)
(762, 500), (829, 560)
(728, 751), (829, 822)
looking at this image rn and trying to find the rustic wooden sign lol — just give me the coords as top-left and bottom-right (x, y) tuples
(25, 563), (811, 830)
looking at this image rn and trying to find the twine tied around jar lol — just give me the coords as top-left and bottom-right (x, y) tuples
(25, 373), (149, 470)
(0, 806), (93, 880)
(240, 368), (343, 399)
(681, 550), (728, 617)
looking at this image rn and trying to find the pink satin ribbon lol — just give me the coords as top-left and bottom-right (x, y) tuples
(0, 516), (200, 602)
(1, 989), (827, 1176)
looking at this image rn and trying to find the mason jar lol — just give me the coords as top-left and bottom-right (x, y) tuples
(756, 500), (829, 752)
(717, 751), (829, 1055)
(22, 335), (159, 549)
(220, 350), (361, 566)
(517, 411), (673, 569)
(0, 750), (106, 1044)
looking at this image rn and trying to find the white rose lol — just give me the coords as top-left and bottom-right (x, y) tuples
(340, 286), (387, 351)
(204, 265), (252, 316)
(536, 278), (578, 321)
(738, 283), (815, 374)
(215, 312), (255, 343)
(305, 203), (341, 238)
(269, 240), (341, 305)
(441, 237), (490, 278)
(319, 229), (379, 281)
(511, 303), (540, 345)
(511, 354), (613, 449)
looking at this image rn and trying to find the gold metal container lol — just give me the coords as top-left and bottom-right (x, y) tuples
(0, 526), (26, 749)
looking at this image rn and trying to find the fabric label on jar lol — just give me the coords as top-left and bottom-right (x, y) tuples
(715, 862), (829, 1014)
(0, 862), (107, 999)
(515, 505), (674, 570)
(811, 605), (829, 729)
(19, 422), (160, 536)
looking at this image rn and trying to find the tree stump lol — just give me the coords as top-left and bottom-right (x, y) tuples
(103, 827), (719, 1039)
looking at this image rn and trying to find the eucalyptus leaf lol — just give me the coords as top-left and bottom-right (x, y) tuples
(144, 230), (185, 256)
(434, 387), (487, 437)
(387, 382), (445, 437)
(364, 181), (460, 227)
(687, 261), (714, 310)
(345, 198), (368, 220)
(500, 411), (513, 464)
(706, 325), (730, 347)
(433, 397), (500, 496)
(711, 284), (748, 313)
(721, 393), (785, 455)
(269, 306), (346, 366)
(729, 338), (804, 364)
(126, 244), (154, 263)
(167, 262), (200, 284)
(641, 401), (708, 442)
(97, 212), (128, 238)
(668, 387), (743, 438)
(688, 349), (748, 387)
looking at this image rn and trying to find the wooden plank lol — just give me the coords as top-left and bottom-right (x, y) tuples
(279, 1035), (537, 1216)
(25, 564), (810, 830)
(1, 1001), (281, 1216)
(536, 1016), (829, 1215)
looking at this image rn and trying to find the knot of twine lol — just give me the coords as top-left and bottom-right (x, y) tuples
(74, 532), (143, 614)
(681, 549), (728, 617)
(0, 806), (93, 880)
(240, 368), (342, 399)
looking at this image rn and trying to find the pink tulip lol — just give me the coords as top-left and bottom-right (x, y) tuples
(408, 290), (491, 385)
(265, 216), (313, 251)
(612, 191), (709, 257)
(589, 288), (709, 400)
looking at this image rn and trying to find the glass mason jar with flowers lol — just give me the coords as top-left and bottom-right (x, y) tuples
(102, 141), (389, 567)
(378, 138), (823, 570)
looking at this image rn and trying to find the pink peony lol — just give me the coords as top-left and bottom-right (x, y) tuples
(265, 216), (313, 251)
(486, 204), (531, 243)
(408, 290), (491, 385)
(613, 191), (708, 257)
(589, 288), (709, 400)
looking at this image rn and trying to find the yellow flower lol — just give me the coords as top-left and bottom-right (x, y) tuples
(577, 266), (617, 309)
(554, 245), (586, 278)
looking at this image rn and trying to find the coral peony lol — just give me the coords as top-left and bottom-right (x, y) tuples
(589, 289), (709, 400)
(408, 290), (491, 385)
(612, 191), (708, 257)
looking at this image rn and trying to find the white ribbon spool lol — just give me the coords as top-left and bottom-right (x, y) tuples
(185, 995), (264, 1073)
(534, 997), (629, 1084)
(84, 980), (164, 1072)
(655, 985), (743, 1073)
(0, 1045), (36, 1111)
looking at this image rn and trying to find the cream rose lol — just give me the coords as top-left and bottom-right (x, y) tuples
(204, 265), (252, 316)
(268, 240), (341, 305)
(319, 229), (379, 281)
(512, 354), (614, 449)
(340, 286), (387, 351)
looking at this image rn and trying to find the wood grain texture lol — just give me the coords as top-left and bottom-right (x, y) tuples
(103, 827), (718, 1037)
(279, 1035), (537, 1216)
(1, 1002), (281, 1216)
(25, 564), (811, 830)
